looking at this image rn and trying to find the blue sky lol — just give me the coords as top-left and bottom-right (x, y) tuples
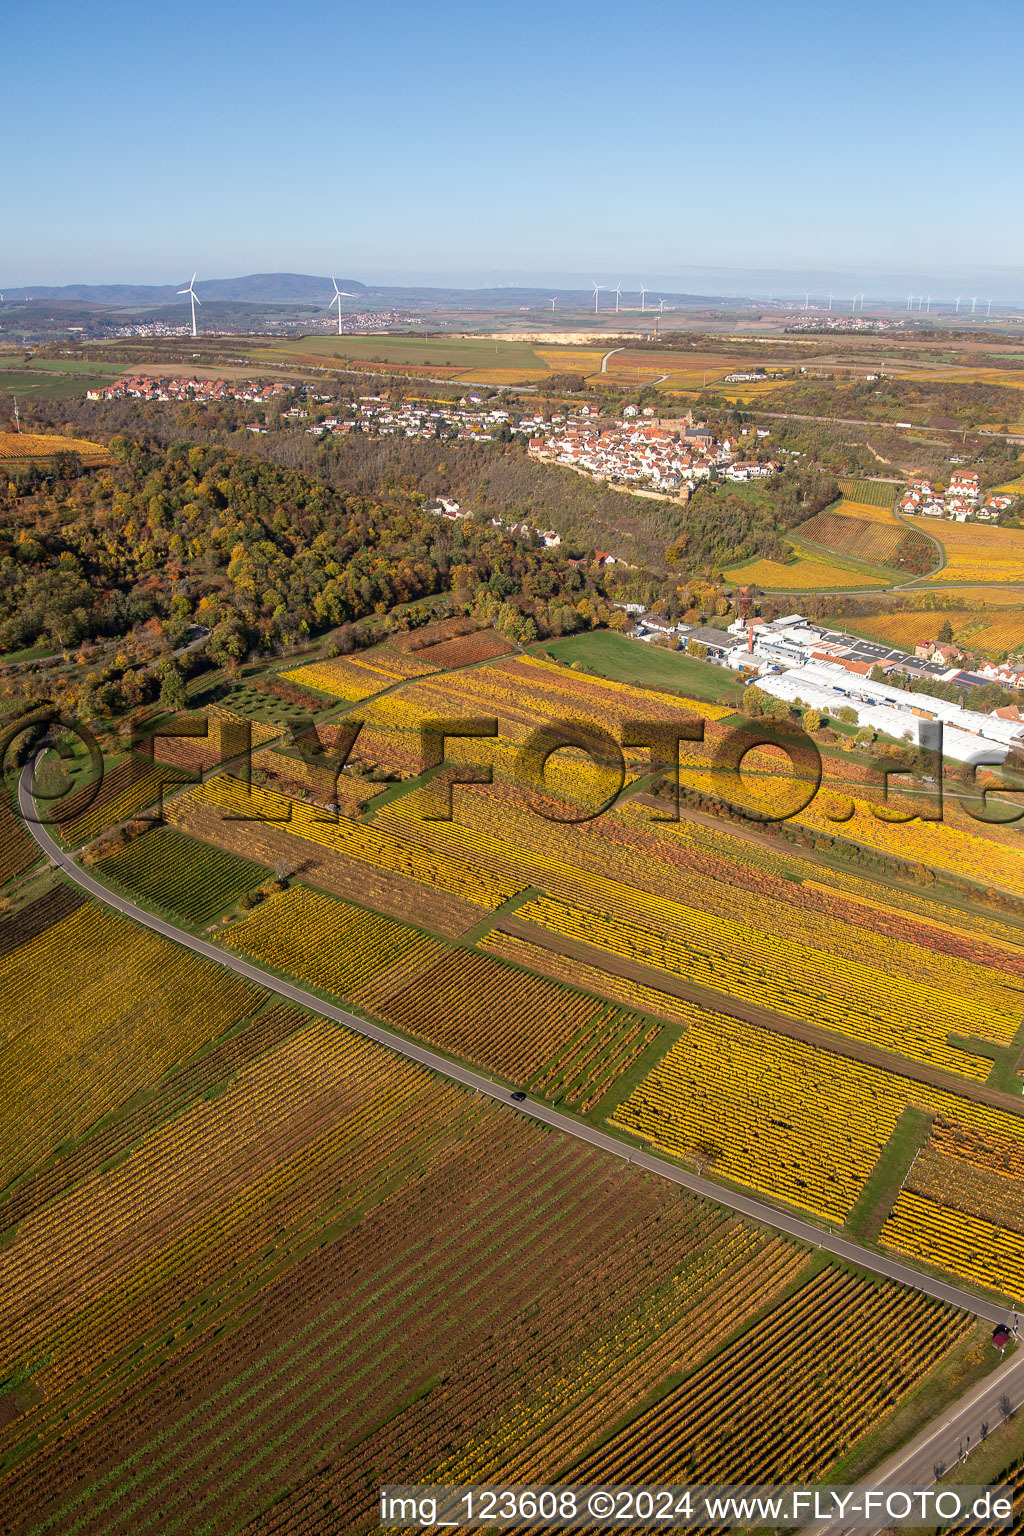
(6, 0), (1024, 296)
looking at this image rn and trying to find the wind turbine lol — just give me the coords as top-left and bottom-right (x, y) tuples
(658, 298), (666, 313)
(828, 291), (834, 311)
(549, 297), (556, 311)
(955, 296), (961, 313)
(925, 295), (931, 313)
(907, 294), (913, 311)
(971, 296), (978, 313)
(592, 282), (603, 314)
(178, 273), (201, 337)
(639, 285), (647, 314)
(614, 282), (622, 314)
(987, 298), (993, 316)
(329, 277), (356, 335)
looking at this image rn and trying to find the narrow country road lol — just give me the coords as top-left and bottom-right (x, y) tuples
(800, 1340), (1024, 1535)
(3, 625), (210, 675)
(17, 764), (1013, 1327)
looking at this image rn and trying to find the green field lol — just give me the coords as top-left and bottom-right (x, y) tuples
(267, 335), (548, 371)
(538, 630), (746, 704)
(97, 826), (266, 925)
(0, 362), (122, 401)
(21, 359), (125, 375)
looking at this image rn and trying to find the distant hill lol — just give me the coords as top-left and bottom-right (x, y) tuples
(195, 274), (368, 304)
(1, 274), (368, 307)
(0, 274), (727, 314)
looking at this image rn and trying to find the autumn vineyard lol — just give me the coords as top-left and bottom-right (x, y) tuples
(5, 608), (1024, 1532)
(17, 5), (1024, 1521)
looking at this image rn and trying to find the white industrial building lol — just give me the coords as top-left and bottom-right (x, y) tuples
(756, 662), (1024, 764)
(626, 606), (1024, 762)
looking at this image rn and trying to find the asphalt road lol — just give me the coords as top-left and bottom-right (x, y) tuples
(17, 764), (1012, 1327)
(800, 1338), (1024, 1535)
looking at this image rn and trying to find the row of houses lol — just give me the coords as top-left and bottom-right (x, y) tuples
(89, 375), (289, 404)
(304, 395), (524, 443)
(723, 370), (785, 383)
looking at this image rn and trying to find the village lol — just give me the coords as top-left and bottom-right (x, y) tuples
(301, 395), (778, 494)
(304, 308), (405, 333)
(85, 379), (779, 495)
(898, 470), (1016, 522)
(526, 409), (779, 492)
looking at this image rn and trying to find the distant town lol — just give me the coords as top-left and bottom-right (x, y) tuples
(304, 309), (407, 333)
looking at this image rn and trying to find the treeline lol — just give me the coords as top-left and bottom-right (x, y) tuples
(873, 668), (1019, 713)
(665, 466), (839, 567)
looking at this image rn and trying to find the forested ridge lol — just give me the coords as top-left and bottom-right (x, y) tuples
(32, 396), (840, 572)
(0, 439), (625, 659)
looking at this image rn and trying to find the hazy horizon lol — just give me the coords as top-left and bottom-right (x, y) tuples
(6, 266), (1024, 308)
